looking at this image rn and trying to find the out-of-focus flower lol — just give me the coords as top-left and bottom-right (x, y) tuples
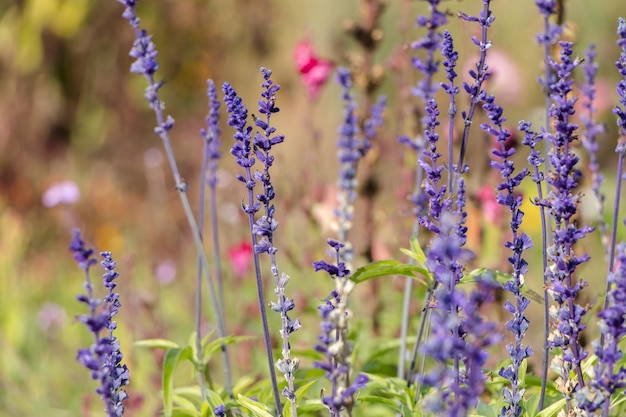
(463, 49), (523, 104)
(475, 184), (503, 225)
(42, 181), (80, 207)
(37, 302), (67, 336)
(294, 39), (333, 99)
(227, 241), (253, 278)
(154, 260), (177, 285)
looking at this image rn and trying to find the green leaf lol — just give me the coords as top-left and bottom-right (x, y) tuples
(351, 260), (429, 285)
(358, 395), (400, 409)
(524, 392), (540, 417)
(202, 335), (256, 364)
(236, 394), (274, 417)
(473, 401), (497, 417)
(535, 397), (566, 417)
(461, 267), (544, 304)
(410, 237), (427, 264)
(134, 338), (180, 349)
(171, 408), (199, 417)
(163, 347), (193, 417)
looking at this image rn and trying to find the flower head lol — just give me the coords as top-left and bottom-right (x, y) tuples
(72, 230), (129, 417)
(294, 39), (333, 99)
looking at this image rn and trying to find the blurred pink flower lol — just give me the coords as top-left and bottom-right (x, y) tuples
(463, 49), (523, 104)
(42, 180), (80, 207)
(155, 260), (177, 285)
(295, 39), (333, 99)
(476, 184), (503, 225)
(227, 241), (253, 278)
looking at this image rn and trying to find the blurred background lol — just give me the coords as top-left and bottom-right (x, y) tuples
(0, 0), (624, 416)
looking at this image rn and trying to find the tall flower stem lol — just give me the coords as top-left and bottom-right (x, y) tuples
(398, 0), (447, 382)
(114, 0), (232, 395)
(534, 2), (562, 408)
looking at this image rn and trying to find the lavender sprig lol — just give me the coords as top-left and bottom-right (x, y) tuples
(580, 45), (607, 256)
(334, 68), (368, 264)
(420, 204), (499, 416)
(455, 0), (495, 187)
(251, 68), (301, 415)
(578, 243), (626, 414)
(542, 41), (591, 409)
(223, 79), (283, 416)
(72, 230), (129, 417)
(313, 239), (368, 416)
(195, 79), (224, 396)
(605, 18), (626, 315)
(481, 94), (533, 417)
(114, 0), (232, 394)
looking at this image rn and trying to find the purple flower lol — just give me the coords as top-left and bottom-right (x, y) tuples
(334, 68), (385, 262)
(313, 239), (366, 416)
(541, 41), (592, 403)
(456, 0), (495, 180)
(614, 18), (626, 135)
(420, 211), (499, 416)
(578, 243), (626, 412)
(411, 0), (447, 101)
(213, 404), (226, 417)
(481, 92), (533, 417)
(201, 80), (222, 187)
(580, 45), (606, 234)
(72, 230), (129, 417)
(418, 99), (448, 231)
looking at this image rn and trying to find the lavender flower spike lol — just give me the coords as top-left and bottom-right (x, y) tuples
(542, 41), (592, 408)
(224, 69), (298, 416)
(481, 93), (533, 417)
(580, 45), (606, 252)
(313, 239), (367, 416)
(252, 68), (301, 415)
(72, 230), (129, 417)
(578, 243), (626, 414)
(335, 68), (385, 264)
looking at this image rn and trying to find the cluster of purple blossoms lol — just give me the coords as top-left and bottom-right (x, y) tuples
(410, 0), (447, 101)
(578, 243), (626, 412)
(541, 41), (592, 402)
(224, 69), (300, 414)
(72, 230), (129, 417)
(580, 45), (606, 230)
(117, 0), (175, 139)
(481, 91), (533, 416)
(201, 80), (222, 188)
(420, 210), (499, 416)
(313, 239), (368, 416)
(456, 0), (495, 175)
(334, 68), (385, 263)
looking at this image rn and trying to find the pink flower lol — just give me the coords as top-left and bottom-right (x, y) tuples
(227, 241), (253, 278)
(476, 184), (503, 225)
(294, 39), (333, 99)
(42, 180), (80, 207)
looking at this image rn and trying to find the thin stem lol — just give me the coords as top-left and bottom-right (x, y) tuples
(603, 150), (625, 313)
(243, 173), (283, 417)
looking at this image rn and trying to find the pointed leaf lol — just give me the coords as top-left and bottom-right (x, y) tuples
(163, 347), (193, 417)
(236, 394), (274, 417)
(351, 260), (429, 285)
(134, 338), (180, 349)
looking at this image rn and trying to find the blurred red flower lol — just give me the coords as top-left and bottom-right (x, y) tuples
(227, 241), (253, 278)
(294, 39), (333, 99)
